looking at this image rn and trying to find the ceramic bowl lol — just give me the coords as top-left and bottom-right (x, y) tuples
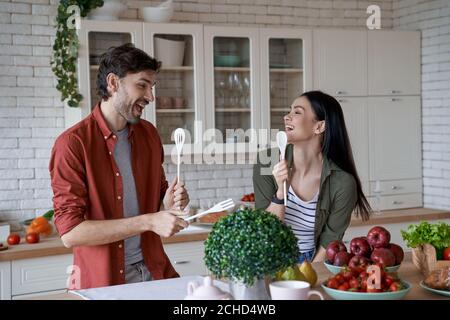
(214, 55), (241, 67)
(88, 0), (127, 21)
(140, 6), (173, 23)
(321, 280), (411, 300)
(323, 261), (401, 274)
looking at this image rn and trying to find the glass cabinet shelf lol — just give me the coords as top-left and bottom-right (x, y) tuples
(214, 67), (250, 72)
(156, 109), (195, 113)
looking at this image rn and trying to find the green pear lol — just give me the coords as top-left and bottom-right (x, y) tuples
(276, 265), (307, 281)
(298, 261), (318, 287)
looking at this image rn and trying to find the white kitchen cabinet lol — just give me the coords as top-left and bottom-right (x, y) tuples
(368, 96), (422, 181)
(72, 19), (143, 129)
(368, 31), (421, 96)
(368, 194), (423, 212)
(163, 241), (208, 277)
(142, 23), (205, 156)
(11, 254), (73, 296)
(0, 261), (11, 300)
(260, 28), (312, 135)
(338, 97), (369, 194)
(204, 25), (261, 149)
(313, 29), (367, 97)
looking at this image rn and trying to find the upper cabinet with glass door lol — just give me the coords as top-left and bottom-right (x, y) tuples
(143, 23), (205, 154)
(204, 26), (260, 148)
(260, 29), (312, 146)
(74, 20), (143, 129)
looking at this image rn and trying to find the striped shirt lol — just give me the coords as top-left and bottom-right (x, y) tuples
(284, 185), (319, 253)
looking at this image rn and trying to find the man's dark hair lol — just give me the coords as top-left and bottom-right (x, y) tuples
(96, 43), (161, 100)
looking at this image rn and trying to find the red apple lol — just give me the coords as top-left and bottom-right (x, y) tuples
(350, 237), (372, 257)
(326, 240), (347, 263)
(367, 226), (391, 248)
(387, 243), (404, 265)
(334, 251), (352, 266)
(371, 248), (396, 267)
(348, 255), (371, 269)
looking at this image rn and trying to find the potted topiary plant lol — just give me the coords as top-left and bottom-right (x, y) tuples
(204, 207), (299, 300)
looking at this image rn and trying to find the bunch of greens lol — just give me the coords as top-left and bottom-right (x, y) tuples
(401, 221), (450, 259)
(51, 0), (104, 107)
(204, 207), (299, 286)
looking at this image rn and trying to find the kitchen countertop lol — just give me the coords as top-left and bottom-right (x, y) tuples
(1, 207), (449, 262)
(28, 253), (450, 300)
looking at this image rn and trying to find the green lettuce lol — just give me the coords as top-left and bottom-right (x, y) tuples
(401, 221), (450, 260)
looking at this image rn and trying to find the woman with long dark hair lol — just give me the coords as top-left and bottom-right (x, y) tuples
(253, 91), (371, 263)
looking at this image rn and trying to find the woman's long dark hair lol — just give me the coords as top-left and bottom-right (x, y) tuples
(301, 91), (371, 221)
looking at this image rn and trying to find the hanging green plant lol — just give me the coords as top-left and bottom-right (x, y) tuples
(51, 0), (104, 107)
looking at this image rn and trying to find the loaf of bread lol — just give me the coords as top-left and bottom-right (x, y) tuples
(197, 211), (228, 223)
(424, 267), (450, 290)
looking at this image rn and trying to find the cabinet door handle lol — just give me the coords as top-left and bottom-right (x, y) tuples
(391, 186), (398, 190)
(392, 201), (403, 205)
(336, 90), (346, 95)
(174, 260), (190, 264)
(338, 99), (346, 103)
(391, 90), (400, 94)
(391, 98), (400, 102)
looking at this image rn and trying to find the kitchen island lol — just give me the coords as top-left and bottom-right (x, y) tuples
(30, 253), (449, 300)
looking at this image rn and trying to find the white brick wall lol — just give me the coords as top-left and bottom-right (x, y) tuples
(0, 0), (395, 226)
(393, 0), (450, 210)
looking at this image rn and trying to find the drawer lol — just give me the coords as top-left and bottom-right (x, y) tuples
(368, 193), (423, 211)
(369, 179), (421, 196)
(11, 254), (73, 296)
(163, 242), (209, 277)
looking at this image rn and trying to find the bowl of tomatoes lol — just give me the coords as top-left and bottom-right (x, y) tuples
(240, 193), (255, 208)
(321, 265), (410, 300)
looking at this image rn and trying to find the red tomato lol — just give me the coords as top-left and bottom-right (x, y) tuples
(349, 278), (359, 289)
(334, 274), (345, 285)
(388, 282), (403, 292)
(327, 278), (339, 289)
(337, 282), (350, 291)
(25, 232), (40, 244)
(443, 247), (450, 260)
(7, 233), (20, 245)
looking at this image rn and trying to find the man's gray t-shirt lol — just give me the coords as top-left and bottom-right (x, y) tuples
(113, 126), (143, 265)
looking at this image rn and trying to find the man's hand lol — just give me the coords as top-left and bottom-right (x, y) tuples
(144, 210), (189, 238)
(163, 177), (190, 211)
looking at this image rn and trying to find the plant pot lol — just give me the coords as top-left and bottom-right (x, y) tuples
(229, 278), (270, 300)
(88, 0), (127, 21)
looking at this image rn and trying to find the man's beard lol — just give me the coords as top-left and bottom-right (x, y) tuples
(113, 87), (141, 125)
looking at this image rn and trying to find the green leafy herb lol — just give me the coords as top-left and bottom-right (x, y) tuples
(401, 221), (450, 259)
(204, 207), (299, 286)
(51, 0), (104, 107)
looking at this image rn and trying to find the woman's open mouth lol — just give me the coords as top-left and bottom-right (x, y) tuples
(285, 125), (294, 132)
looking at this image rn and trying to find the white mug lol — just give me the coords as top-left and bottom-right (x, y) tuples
(269, 280), (324, 300)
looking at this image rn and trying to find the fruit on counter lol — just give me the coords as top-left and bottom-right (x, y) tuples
(325, 240), (347, 263)
(275, 265), (307, 282)
(241, 193), (255, 202)
(444, 247), (450, 261)
(349, 237), (371, 257)
(7, 233), (20, 245)
(367, 226), (391, 248)
(387, 243), (405, 265)
(25, 232), (40, 244)
(370, 248), (396, 267)
(27, 216), (52, 237)
(348, 255), (371, 270)
(333, 251), (353, 266)
(324, 264), (405, 292)
(325, 226), (404, 267)
(298, 261), (318, 287)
